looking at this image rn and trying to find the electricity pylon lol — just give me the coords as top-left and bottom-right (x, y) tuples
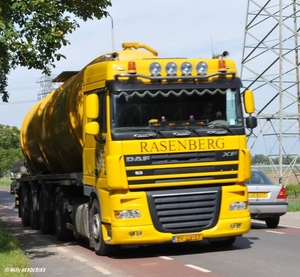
(241, 0), (300, 185)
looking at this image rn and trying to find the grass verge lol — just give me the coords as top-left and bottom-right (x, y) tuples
(0, 220), (31, 277)
(288, 198), (300, 212)
(0, 178), (11, 189)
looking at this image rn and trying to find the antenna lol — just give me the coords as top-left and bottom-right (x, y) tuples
(107, 13), (115, 52)
(211, 36), (215, 58)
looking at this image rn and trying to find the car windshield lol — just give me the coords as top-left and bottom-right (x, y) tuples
(246, 171), (274, 185)
(111, 88), (243, 131)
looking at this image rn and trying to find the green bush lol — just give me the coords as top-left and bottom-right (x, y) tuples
(286, 184), (300, 198)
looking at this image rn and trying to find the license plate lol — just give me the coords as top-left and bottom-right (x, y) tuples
(172, 233), (203, 243)
(248, 192), (268, 198)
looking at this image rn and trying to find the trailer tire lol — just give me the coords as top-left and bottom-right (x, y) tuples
(55, 190), (73, 241)
(38, 191), (54, 234)
(28, 189), (39, 229)
(90, 199), (118, 256)
(19, 188), (30, 227)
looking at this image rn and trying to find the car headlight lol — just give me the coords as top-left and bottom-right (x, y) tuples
(180, 62), (193, 75)
(165, 62), (177, 76)
(149, 62), (161, 76)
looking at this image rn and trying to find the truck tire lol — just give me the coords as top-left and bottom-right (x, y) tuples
(28, 189), (39, 229)
(38, 191), (54, 234)
(19, 188), (30, 227)
(54, 189), (73, 241)
(90, 199), (118, 256)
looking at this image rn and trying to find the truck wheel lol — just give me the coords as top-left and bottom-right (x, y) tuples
(54, 190), (73, 241)
(28, 189), (39, 229)
(265, 217), (280, 228)
(90, 199), (118, 256)
(19, 188), (30, 227)
(38, 192), (54, 234)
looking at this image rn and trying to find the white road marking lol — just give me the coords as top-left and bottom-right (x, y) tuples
(74, 256), (88, 262)
(266, 230), (285, 234)
(93, 266), (112, 275)
(159, 256), (173, 260)
(185, 264), (211, 273)
(280, 224), (300, 229)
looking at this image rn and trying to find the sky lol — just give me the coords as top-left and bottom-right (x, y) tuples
(0, 0), (292, 156)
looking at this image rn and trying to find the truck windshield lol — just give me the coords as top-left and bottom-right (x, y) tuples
(111, 88), (243, 131)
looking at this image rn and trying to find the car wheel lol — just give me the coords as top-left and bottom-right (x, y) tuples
(265, 216), (280, 228)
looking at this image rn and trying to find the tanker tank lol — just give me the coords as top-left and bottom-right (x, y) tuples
(20, 72), (84, 174)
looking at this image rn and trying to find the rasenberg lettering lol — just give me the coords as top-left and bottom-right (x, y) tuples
(140, 138), (225, 153)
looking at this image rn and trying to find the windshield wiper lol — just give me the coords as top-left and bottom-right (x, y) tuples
(207, 121), (234, 135)
(133, 132), (156, 138)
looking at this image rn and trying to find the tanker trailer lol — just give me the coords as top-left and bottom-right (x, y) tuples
(17, 42), (257, 256)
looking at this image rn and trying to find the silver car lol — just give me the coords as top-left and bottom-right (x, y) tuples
(246, 169), (288, 228)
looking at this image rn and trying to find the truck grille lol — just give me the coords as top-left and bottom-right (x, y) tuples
(147, 186), (220, 233)
(125, 150), (238, 187)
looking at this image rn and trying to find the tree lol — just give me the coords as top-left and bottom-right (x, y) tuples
(251, 154), (269, 165)
(0, 0), (112, 102)
(0, 124), (23, 177)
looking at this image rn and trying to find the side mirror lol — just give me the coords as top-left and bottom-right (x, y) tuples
(86, 94), (99, 119)
(246, 115), (257, 129)
(85, 121), (99, 135)
(244, 89), (255, 114)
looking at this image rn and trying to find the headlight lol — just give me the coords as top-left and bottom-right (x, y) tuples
(149, 62), (161, 76)
(114, 209), (141, 219)
(196, 61), (208, 75)
(180, 62), (193, 75)
(229, 201), (247, 211)
(165, 62), (177, 76)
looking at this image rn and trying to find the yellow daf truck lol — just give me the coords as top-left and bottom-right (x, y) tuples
(16, 42), (257, 256)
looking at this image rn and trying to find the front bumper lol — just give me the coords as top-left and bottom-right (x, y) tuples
(104, 215), (251, 245)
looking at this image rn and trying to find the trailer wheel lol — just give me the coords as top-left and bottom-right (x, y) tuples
(55, 190), (73, 241)
(90, 199), (118, 256)
(19, 188), (30, 227)
(28, 189), (39, 229)
(38, 191), (54, 234)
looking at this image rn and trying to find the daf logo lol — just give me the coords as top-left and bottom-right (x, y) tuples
(221, 151), (237, 157)
(126, 156), (151, 162)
